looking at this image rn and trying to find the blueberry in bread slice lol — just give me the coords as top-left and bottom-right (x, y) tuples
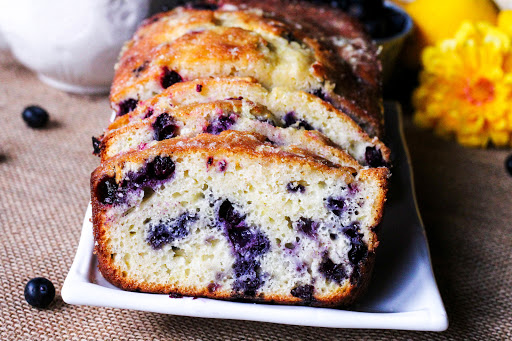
(99, 98), (361, 170)
(91, 131), (388, 306)
(107, 77), (390, 168)
(110, 7), (383, 136)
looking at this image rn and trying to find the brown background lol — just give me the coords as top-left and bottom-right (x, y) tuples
(0, 50), (511, 340)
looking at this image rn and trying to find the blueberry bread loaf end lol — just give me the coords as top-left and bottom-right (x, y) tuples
(91, 132), (388, 306)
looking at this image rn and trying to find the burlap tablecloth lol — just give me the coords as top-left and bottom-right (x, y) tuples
(0, 50), (511, 340)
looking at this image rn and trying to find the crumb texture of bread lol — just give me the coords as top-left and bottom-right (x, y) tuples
(92, 132), (388, 306)
(100, 99), (361, 169)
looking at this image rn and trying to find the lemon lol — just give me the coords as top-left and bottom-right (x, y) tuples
(498, 10), (512, 36)
(392, 0), (498, 67)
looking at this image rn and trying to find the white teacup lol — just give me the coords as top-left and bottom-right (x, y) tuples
(0, 0), (150, 94)
(0, 27), (9, 50)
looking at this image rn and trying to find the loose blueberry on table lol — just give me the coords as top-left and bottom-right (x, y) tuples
(24, 277), (55, 308)
(506, 154), (512, 176)
(22, 105), (49, 128)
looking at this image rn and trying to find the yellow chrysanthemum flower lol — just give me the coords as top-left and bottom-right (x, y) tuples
(413, 21), (512, 147)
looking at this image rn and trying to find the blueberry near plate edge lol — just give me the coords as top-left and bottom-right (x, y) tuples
(22, 105), (50, 128)
(24, 277), (55, 308)
(505, 154), (512, 176)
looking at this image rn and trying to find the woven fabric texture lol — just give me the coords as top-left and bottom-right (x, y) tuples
(0, 51), (511, 340)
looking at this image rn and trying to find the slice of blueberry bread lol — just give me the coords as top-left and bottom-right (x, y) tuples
(91, 131), (388, 306)
(110, 7), (383, 136)
(108, 77), (390, 168)
(99, 99), (361, 170)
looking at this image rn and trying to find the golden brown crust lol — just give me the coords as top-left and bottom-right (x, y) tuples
(93, 131), (357, 180)
(110, 8), (326, 104)
(210, 0), (383, 130)
(110, 7), (383, 136)
(210, 0), (380, 84)
(360, 167), (389, 251)
(109, 77), (259, 131)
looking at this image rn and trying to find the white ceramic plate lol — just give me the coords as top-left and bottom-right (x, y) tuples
(62, 103), (448, 331)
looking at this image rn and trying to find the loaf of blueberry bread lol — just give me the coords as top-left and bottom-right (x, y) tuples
(90, 1), (391, 306)
(110, 6), (383, 136)
(104, 77), (389, 168)
(91, 131), (388, 306)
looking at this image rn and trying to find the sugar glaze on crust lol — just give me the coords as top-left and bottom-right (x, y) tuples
(210, 0), (383, 132)
(110, 7), (383, 136)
